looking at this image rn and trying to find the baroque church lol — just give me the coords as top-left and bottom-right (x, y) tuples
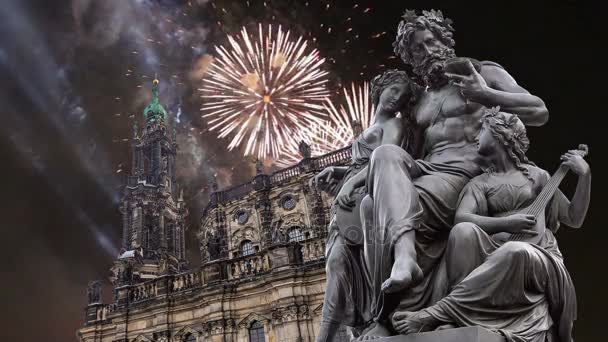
(76, 80), (352, 342)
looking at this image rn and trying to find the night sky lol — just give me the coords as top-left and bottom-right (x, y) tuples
(0, 0), (605, 341)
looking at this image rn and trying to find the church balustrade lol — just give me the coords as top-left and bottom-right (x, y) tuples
(313, 146), (352, 170)
(222, 182), (255, 202)
(205, 146), (352, 210)
(270, 165), (301, 184)
(86, 304), (114, 326)
(227, 251), (269, 280)
(128, 281), (158, 303)
(302, 238), (326, 263)
(169, 271), (201, 293)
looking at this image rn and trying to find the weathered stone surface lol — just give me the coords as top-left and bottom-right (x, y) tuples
(378, 327), (505, 342)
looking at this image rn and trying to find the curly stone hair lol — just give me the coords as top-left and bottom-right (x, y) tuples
(392, 9), (456, 66)
(370, 69), (420, 110)
(481, 106), (534, 178)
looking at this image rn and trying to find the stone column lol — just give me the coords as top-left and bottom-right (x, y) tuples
(132, 206), (143, 248)
(121, 202), (130, 249)
(154, 140), (162, 183)
(159, 212), (166, 251)
(179, 224), (186, 260)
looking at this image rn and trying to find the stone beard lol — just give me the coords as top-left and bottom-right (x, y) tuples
(412, 44), (455, 89)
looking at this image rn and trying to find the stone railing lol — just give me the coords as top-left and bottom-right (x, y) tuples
(204, 146), (352, 213)
(86, 303), (115, 326)
(228, 252), (270, 280)
(128, 281), (158, 303)
(270, 164), (301, 184)
(169, 271), (201, 292)
(302, 238), (326, 263)
(102, 239), (327, 315)
(125, 271), (202, 304)
(313, 146), (352, 170)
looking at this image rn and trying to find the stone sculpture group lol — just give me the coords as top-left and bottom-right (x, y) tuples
(312, 9), (591, 342)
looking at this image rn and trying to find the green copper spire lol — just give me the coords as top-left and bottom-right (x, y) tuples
(143, 77), (168, 120)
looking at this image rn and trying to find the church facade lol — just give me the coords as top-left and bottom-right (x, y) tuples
(76, 80), (352, 342)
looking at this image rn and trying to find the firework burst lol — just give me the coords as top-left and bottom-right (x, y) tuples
(199, 23), (331, 159)
(324, 81), (374, 145)
(275, 82), (375, 168)
(273, 121), (345, 168)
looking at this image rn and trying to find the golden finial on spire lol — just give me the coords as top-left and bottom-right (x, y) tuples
(153, 72), (159, 85)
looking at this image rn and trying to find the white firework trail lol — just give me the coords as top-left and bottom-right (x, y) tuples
(274, 82), (375, 168)
(324, 81), (374, 144)
(199, 23), (331, 159)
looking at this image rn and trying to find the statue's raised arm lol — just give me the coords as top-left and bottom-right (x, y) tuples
(444, 58), (549, 126)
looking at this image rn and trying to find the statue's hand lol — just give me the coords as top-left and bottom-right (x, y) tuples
(561, 150), (590, 176)
(502, 213), (538, 235)
(312, 167), (335, 189)
(335, 181), (356, 211)
(445, 60), (489, 102)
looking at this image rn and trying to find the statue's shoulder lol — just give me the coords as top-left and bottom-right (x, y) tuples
(468, 172), (491, 188)
(525, 164), (551, 182)
(480, 60), (505, 70)
(479, 61), (508, 77)
(478, 60), (515, 86)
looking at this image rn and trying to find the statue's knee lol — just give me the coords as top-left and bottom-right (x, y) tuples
(449, 222), (478, 246)
(360, 195), (373, 217)
(370, 144), (409, 163)
(498, 241), (531, 259)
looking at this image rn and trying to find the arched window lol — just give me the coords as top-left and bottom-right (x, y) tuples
(241, 240), (254, 256)
(288, 227), (304, 243)
(184, 333), (196, 342)
(249, 321), (265, 342)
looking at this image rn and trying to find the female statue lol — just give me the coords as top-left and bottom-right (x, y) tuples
(313, 70), (420, 342)
(392, 108), (591, 342)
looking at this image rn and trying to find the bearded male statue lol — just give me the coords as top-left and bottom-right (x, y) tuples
(354, 10), (549, 339)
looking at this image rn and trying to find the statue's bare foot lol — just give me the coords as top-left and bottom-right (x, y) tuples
(381, 259), (422, 293)
(354, 322), (391, 341)
(392, 310), (439, 335)
(381, 231), (422, 293)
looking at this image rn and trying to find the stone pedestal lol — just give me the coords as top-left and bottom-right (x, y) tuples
(377, 327), (505, 342)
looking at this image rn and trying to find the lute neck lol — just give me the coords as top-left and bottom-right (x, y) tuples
(526, 164), (569, 217)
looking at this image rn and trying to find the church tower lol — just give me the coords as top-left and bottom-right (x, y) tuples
(112, 78), (188, 285)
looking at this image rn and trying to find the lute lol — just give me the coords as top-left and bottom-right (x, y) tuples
(493, 144), (588, 245)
